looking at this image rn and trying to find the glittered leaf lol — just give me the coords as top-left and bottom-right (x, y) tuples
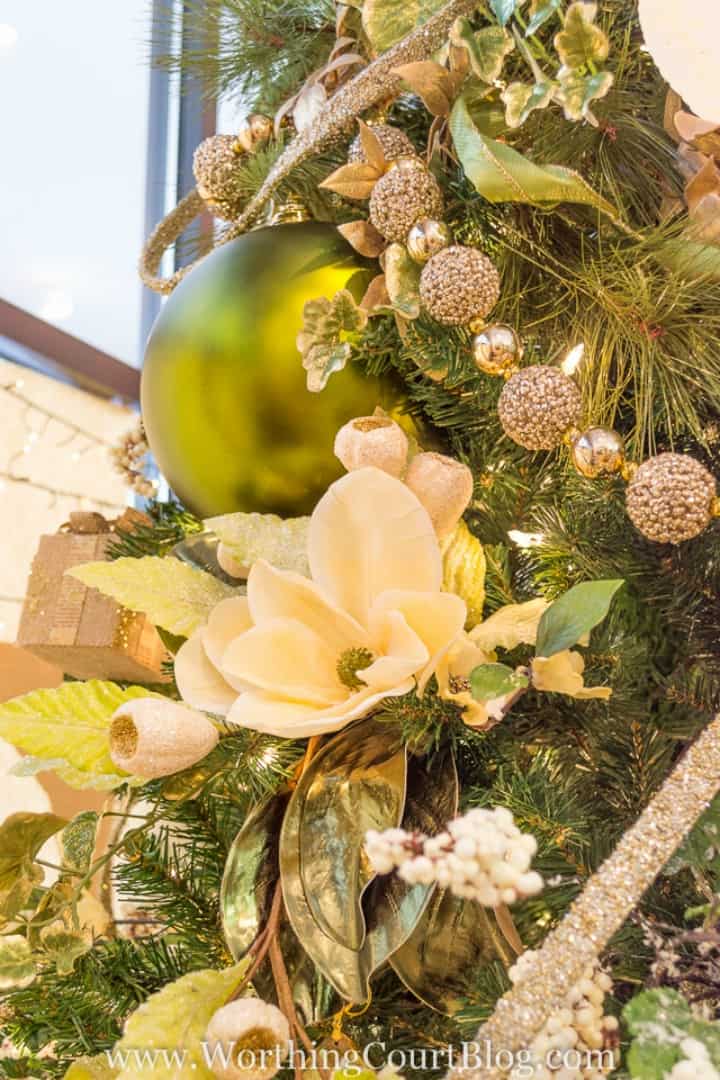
(624, 988), (720, 1077)
(319, 161), (381, 199)
(535, 579), (623, 658)
(384, 243), (422, 319)
(442, 520), (486, 629)
(298, 290), (368, 391)
(0, 934), (36, 989)
(362, 0), (446, 55)
(490, 0), (519, 26)
(450, 21), (514, 84)
(470, 662), (529, 702)
(666, 792), (720, 878)
(114, 962), (250, 1080)
(393, 60), (454, 116)
(0, 812), (66, 919)
(357, 119), (388, 172)
(360, 273), (392, 313)
(556, 69), (613, 125)
(502, 80), (554, 128)
(205, 512), (310, 577)
(61, 811), (100, 876)
(450, 95), (619, 219)
(0, 681), (157, 791)
(63, 1056), (119, 1080)
(40, 920), (93, 975)
(554, 2), (609, 69)
(525, 0), (562, 36)
(305, 342), (353, 392)
(69, 557), (235, 638)
(337, 220), (387, 258)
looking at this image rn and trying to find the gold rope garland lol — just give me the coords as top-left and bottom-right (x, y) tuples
(139, 0), (478, 295)
(443, 711), (720, 1079)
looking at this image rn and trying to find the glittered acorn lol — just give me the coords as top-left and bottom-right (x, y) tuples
(205, 999), (290, 1080)
(109, 698), (219, 780)
(406, 218), (453, 264)
(405, 452), (474, 539)
(498, 365), (583, 450)
(420, 246), (501, 326)
(625, 452), (717, 544)
(570, 427), (625, 479)
(334, 415), (409, 477)
(472, 324), (523, 377)
(368, 159), (444, 243)
(347, 123), (416, 164)
(193, 134), (245, 219)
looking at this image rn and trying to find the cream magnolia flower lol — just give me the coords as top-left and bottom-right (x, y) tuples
(175, 467), (467, 738)
(531, 651), (612, 700)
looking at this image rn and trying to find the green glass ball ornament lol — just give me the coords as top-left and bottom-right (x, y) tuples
(142, 222), (405, 517)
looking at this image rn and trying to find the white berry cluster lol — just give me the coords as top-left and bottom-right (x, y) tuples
(506, 952), (618, 1079)
(666, 1038), (720, 1080)
(365, 806), (543, 907)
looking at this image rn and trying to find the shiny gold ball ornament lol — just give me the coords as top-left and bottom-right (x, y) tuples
(420, 245), (501, 327)
(498, 365), (583, 450)
(570, 427), (625, 479)
(472, 324), (523, 377)
(142, 222), (404, 517)
(347, 123), (416, 164)
(406, 218), (453, 264)
(193, 134), (245, 219)
(368, 159), (444, 243)
(625, 452), (716, 544)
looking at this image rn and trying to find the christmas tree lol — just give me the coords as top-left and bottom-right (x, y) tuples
(3, 1), (720, 1078)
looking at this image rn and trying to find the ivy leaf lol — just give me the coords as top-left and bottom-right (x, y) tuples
(0, 812), (67, 919)
(0, 681), (158, 791)
(450, 95), (619, 218)
(525, 0), (562, 36)
(554, 2), (609, 69)
(502, 80), (554, 128)
(205, 512), (310, 577)
(362, 0), (446, 55)
(0, 934), (37, 989)
(665, 792), (720, 878)
(114, 963), (250, 1080)
(556, 69), (613, 125)
(624, 988), (720, 1077)
(297, 290), (368, 391)
(61, 811), (100, 876)
(384, 243), (422, 319)
(442, 520), (486, 629)
(470, 663), (529, 702)
(535, 579), (623, 658)
(450, 21), (514, 84)
(490, 0), (519, 27)
(40, 920), (93, 975)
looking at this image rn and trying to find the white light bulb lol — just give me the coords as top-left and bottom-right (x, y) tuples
(508, 529), (545, 549)
(561, 343), (585, 377)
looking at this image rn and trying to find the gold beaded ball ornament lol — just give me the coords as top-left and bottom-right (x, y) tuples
(406, 218), (453, 264)
(347, 123), (416, 164)
(420, 245), (501, 327)
(472, 323), (524, 377)
(498, 365), (583, 450)
(625, 452), (717, 544)
(368, 158), (444, 243)
(193, 135), (246, 220)
(570, 427), (625, 479)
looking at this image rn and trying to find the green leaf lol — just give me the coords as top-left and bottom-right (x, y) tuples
(0, 934), (36, 989)
(40, 920), (92, 975)
(490, 0), (518, 26)
(385, 243), (422, 319)
(68, 557), (235, 638)
(535, 579), (623, 658)
(442, 520), (486, 629)
(0, 812), (67, 919)
(0, 681), (157, 791)
(470, 663), (529, 702)
(556, 69), (613, 125)
(665, 792), (720, 878)
(501, 80), (554, 128)
(206, 513), (310, 577)
(450, 95), (619, 218)
(114, 962), (250, 1080)
(554, 2), (609, 69)
(450, 21), (514, 83)
(297, 290), (368, 391)
(362, 0), (446, 54)
(61, 812), (100, 876)
(624, 988), (720, 1077)
(525, 0), (562, 36)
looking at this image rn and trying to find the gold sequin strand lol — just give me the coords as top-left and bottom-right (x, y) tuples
(443, 712), (720, 1080)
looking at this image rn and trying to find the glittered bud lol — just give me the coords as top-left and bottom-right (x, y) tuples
(217, 542), (248, 579)
(205, 999), (290, 1080)
(109, 698), (219, 780)
(405, 452), (474, 539)
(334, 416), (409, 477)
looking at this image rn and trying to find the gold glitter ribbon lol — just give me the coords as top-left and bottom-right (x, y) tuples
(139, 0), (478, 295)
(443, 712), (720, 1079)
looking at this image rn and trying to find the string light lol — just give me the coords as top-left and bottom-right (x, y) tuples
(508, 529), (545, 548)
(561, 343), (586, 376)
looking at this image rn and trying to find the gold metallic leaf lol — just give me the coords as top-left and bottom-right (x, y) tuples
(442, 520), (487, 629)
(360, 273), (391, 313)
(362, 0), (446, 55)
(554, 2), (609, 69)
(357, 119), (388, 172)
(385, 243), (422, 319)
(319, 162), (382, 199)
(393, 60), (454, 116)
(337, 220), (387, 258)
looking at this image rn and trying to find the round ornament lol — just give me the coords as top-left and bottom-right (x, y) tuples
(639, 0), (720, 123)
(420, 246), (501, 326)
(368, 159), (444, 243)
(625, 452), (716, 544)
(407, 218), (453, 264)
(570, 427), (625, 479)
(142, 222), (403, 517)
(193, 135), (244, 220)
(498, 365), (583, 450)
(347, 123), (416, 164)
(472, 324), (523, 376)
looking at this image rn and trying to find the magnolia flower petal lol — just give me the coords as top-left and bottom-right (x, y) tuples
(175, 632), (237, 715)
(228, 680), (414, 739)
(247, 559), (367, 651)
(470, 598), (549, 653)
(371, 588), (467, 692)
(203, 596), (253, 691)
(221, 617), (346, 706)
(531, 651), (612, 700)
(359, 609), (429, 690)
(309, 467), (442, 627)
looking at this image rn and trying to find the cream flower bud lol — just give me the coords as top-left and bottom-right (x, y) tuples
(404, 452), (473, 539)
(205, 998), (290, 1080)
(334, 416), (409, 477)
(109, 698), (219, 779)
(217, 542), (248, 579)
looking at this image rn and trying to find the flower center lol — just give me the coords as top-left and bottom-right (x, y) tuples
(337, 647), (375, 691)
(235, 1026), (281, 1054)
